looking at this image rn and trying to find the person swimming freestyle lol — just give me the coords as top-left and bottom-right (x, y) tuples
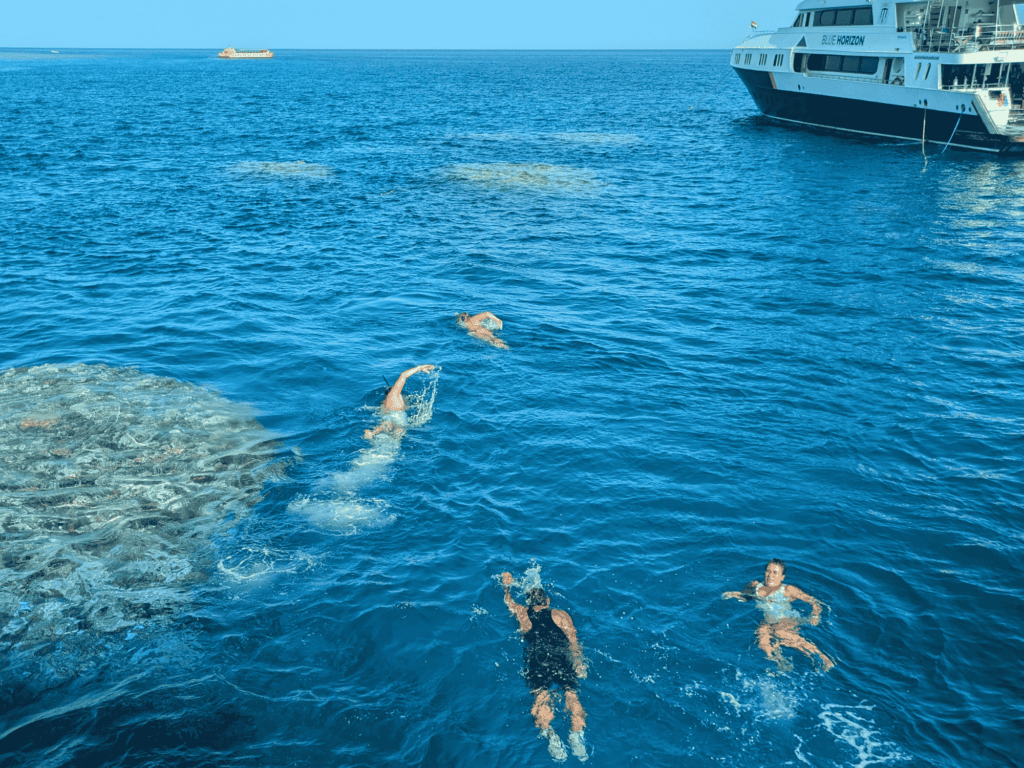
(457, 311), (508, 349)
(362, 364), (434, 440)
(722, 558), (835, 672)
(502, 572), (589, 762)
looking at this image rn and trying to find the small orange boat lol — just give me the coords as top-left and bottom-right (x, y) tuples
(218, 47), (273, 59)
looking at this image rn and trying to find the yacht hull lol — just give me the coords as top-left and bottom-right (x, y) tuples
(735, 68), (1024, 154)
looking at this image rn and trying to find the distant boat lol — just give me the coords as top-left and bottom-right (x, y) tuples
(218, 47), (273, 59)
(51, 50), (58, 53)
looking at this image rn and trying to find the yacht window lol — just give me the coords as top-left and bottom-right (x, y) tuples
(805, 54), (879, 76)
(745, 53), (752, 64)
(915, 62), (922, 79)
(793, 53), (805, 72)
(774, 54), (784, 67)
(814, 7), (873, 27)
(735, 53), (741, 63)
(859, 57), (879, 74)
(794, 14), (802, 26)
(924, 63), (932, 80)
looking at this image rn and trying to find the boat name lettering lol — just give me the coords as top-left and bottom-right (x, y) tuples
(821, 34), (866, 46)
(915, 55), (939, 60)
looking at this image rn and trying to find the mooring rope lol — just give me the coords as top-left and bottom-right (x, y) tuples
(921, 106), (928, 172)
(687, 69), (735, 111)
(941, 111), (964, 154)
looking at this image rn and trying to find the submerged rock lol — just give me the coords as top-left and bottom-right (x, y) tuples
(0, 363), (282, 646)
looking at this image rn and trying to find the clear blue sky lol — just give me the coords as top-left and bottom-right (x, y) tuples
(3, 0), (792, 49)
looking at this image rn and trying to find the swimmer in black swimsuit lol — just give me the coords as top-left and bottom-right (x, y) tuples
(502, 572), (588, 762)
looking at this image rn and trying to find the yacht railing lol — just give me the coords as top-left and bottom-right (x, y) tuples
(909, 23), (1024, 53)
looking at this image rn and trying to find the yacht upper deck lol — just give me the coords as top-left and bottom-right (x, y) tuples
(748, 0), (1024, 54)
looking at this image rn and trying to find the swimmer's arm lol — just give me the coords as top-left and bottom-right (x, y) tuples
(551, 609), (588, 678)
(722, 581), (759, 600)
(474, 312), (503, 329)
(786, 584), (823, 625)
(501, 572), (531, 632)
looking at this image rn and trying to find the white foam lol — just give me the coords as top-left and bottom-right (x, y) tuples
(290, 373), (437, 533)
(718, 670), (800, 722)
(818, 704), (910, 767)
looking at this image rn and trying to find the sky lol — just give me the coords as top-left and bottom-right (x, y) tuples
(2, 0), (793, 50)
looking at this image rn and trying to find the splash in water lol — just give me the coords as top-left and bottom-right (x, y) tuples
(290, 372), (438, 533)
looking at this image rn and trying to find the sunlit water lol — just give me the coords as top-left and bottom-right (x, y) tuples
(1, 49), (1021, 768)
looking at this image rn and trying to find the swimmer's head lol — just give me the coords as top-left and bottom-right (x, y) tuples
(764, 558), (786, 587)
(526, 587), (550, 608)
(457, 312), (470, 325)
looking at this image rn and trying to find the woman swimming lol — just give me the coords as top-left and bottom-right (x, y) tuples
(723, 558), (835, 672)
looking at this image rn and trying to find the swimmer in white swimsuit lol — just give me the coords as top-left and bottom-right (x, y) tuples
(723, 558), (835, 672)
(457, 311), (508, 349)
(363, 364), (434, 440)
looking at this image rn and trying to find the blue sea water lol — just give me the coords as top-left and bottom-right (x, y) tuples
(1, 48), (1023, 768)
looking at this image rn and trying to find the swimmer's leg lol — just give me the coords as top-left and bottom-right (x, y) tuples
(757, 624), (794, 671)
(564, 688), (586, 732)
(774, 626), (835, 671)
(363, 420), (399, 440)
(756, 623), (781, 662)
(531, 688), (555, 730)
(469, 328), (508, 349)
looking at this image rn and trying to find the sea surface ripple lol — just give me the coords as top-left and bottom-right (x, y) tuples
(1, 49), (1022, 768)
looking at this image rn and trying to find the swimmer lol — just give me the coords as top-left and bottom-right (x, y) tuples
(457, 311), (508, 349)
(362, 364), (435, 440)
(722, 558), (835, 672)
(502, 572), (589, 762)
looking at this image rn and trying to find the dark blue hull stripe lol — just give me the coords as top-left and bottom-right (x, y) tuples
(735, 68), (1024, 154)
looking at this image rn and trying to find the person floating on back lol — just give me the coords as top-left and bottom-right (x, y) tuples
(722, 558), (835, 672)
(457, 311), (508, 349)
(363, 364), (434, 440)
(501, 572), (589, 762)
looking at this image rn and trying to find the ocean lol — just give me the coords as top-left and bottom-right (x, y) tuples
(0, 49), (1021, 768)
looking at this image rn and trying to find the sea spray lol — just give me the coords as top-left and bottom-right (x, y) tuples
(290, 371), (438, 532)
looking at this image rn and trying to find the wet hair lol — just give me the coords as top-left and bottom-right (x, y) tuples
(526, 587), (549, 607)
(767, 558), (787, 575)
(457, 312), (470, 322)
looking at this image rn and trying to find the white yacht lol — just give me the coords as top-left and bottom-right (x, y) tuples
(732, 0), (1024, 152)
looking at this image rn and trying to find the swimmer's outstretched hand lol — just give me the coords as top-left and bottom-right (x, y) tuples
(721, 591), (744, 600)
(501, 572), (514, 586)
(574, 660), (588, 679)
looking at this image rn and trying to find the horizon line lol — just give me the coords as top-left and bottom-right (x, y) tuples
(0, 46), (733, 52)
